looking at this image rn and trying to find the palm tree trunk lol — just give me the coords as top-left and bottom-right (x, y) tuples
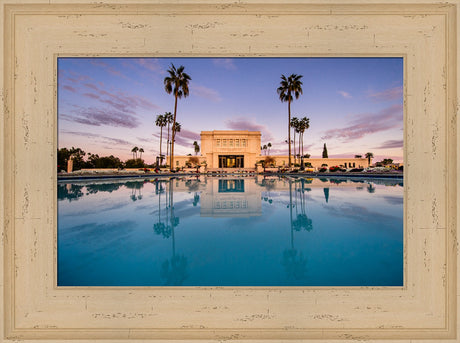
(288, 99), (291, 168)
(159, 127), (163, 167)
(166, 124), (170, 165)
(293, 130), (296, 165)
(289, 180), (294, 249)
(171, 92), (178, 171)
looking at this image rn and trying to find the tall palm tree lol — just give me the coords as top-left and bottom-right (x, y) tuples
(365, 152), (374, 167)
(267, 142), (272, 155)
(155, 114), (167, 166)
(263, 144), (267, 155)
(290, 117), (299, 164)
(277, 74), (303, 168)
(131, 146), (139, 159)
(163, 112), (173, 165)
(164, 64), (191, 171)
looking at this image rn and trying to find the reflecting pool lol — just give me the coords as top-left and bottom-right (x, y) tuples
(57, 176), (403, 287)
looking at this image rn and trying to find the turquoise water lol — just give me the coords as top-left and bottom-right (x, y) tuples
(57, 176), (403, 287)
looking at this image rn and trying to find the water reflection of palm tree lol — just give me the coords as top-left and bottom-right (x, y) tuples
(282, 178), (308, 282)
(125, 181), (143, 201)
(153, 178), (188, 285)
(323, 187), (329, 203)
(367, 183), (376, 193)
(293, 179), (313, 232)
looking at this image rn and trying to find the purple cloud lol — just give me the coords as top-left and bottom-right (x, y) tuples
(191, 84), (222, 102)
(321, 104), (403, 142)
(225, 118), (274, 141)
(62, 108), (140, 129)
(337, 90), (352, 99)
(374, 139), (403, 149)
(368, 86), (403, 102)
(83, 93), (100, 99)
(136, 58), (162, 73)
(62, 131), (133, 146)
(82, 82), (160, 114)
(62, 85), (77, 92)
(212, 58), (237, 70)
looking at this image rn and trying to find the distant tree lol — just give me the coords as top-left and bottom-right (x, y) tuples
(365, 152), (374, 167)
(354, 154), (362, 158)
(193, 141), (200, 155)
(322, 143), (328, 158)
(278, 74), (303, 167)
(125, 158), (145, 168)
(263, 144), (268, 155)
(156, 113), (167, 165)
(298, 117), (310, 158)
(164, 112), (174, 162)
(188, 156), (200, 167)
(264, 155), (275, 167)
(267, 142), (272, 155)
(290, 117), (299, 162)
(173, 122), (181, 134)
(131, 146), (139, 159)
(139, 148), (144, 159)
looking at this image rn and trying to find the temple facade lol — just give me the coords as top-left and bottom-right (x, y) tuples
(173, 130), (369, 170)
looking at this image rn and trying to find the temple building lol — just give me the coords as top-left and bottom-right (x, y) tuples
(173, 130), (369, 170)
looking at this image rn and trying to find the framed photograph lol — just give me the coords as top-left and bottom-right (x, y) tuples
(1, 1), (458, 341)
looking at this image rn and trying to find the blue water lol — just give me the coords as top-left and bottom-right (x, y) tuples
(57, 176), (403, 287)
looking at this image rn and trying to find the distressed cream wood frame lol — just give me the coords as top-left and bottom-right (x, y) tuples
(1, 0), (458, 341)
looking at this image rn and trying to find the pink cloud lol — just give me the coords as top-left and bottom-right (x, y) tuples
(321, 104), (403, 142)
(191, 84), (222, 102)
(373, 139), (403, 149)
(83, 93), (100, 99)
(212, 58), (237, 70)
(136, 58), (162, 73)
(82, 82), (160, 114)
(337, 90), (352, 99)
(225, 118), (275, 142)
(62, 85), (77, 92)
(61, 108), (140, 129)
(368, 86), (403, 102)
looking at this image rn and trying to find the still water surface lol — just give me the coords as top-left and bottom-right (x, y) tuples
(58, 176), (403, 287)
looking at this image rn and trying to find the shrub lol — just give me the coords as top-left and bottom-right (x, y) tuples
(329, 166), (341, 172)
(319, 167), (327, 172)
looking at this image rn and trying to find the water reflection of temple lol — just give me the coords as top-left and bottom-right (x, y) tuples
(200, 178), (262, 217)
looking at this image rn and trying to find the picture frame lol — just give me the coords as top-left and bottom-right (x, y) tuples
(1, 0), (458, 341)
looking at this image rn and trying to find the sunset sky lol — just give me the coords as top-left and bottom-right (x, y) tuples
(58, 57), (403, 164)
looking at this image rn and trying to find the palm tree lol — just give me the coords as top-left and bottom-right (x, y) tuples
(163, 112), (173, 165)
(139, 148), (144, 160)
(365, 152), (374, 167)
(173, 122), (181, 134)
(277, 74), (303, 168)
(290, 117), (299, 164)
(263, 144), (267, 155)
(164, 64), (191, 171)
(155, 114), (167, 166)
(267, 142), (272, 155)
(298, 117), (310, 160)
(131, 146), (139, 159)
